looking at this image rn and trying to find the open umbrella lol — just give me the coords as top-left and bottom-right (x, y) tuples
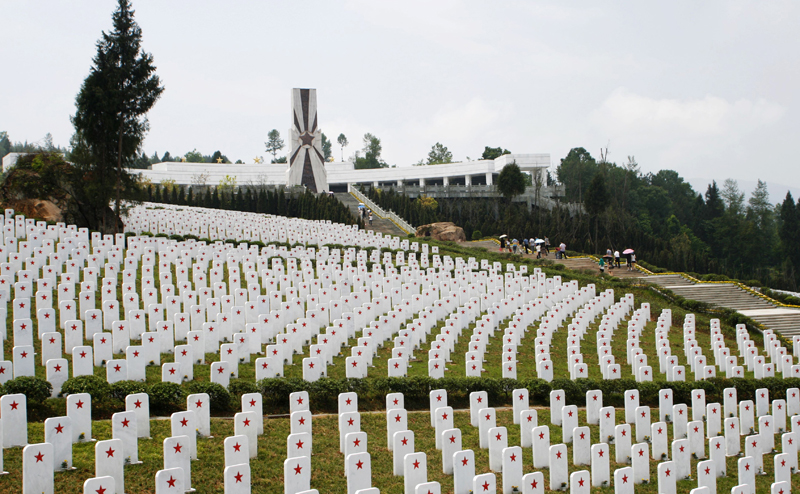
(358, 203), (365, 209)
(534, 239), (545, 244)
(602, 254), (614, 259)
(499, 234), (508, 239)
(623, 249), (634, 255)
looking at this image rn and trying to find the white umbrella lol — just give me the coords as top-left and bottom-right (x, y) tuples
(534, 239), (545, 244)
(499, 234), (508, 238)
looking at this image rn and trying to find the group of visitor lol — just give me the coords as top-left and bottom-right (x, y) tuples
(499, 236), (560, 259)
(359, 207), (373, 226)
(598, 248), (637, 273)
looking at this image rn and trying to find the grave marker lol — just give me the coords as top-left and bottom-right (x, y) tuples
(163, 435), (191, 491)
(95, 439), (124, 494)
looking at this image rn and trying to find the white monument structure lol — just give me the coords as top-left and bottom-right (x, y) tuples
(285, 88), (328, 193)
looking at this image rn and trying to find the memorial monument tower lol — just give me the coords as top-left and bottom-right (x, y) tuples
(286, 88), (328, 192)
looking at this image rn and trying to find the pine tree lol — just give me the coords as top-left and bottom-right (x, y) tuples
(780, 192), (800, 271)
(71, 0), (164, 232)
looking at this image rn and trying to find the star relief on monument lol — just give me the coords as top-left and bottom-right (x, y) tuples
(299, 131), (315, 148)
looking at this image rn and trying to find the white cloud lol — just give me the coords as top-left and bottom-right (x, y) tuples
(591, 88), (785, 137)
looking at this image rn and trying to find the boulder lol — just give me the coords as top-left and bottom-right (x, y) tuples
(416, 222), (466, 242)
(7, 198), (63, 223)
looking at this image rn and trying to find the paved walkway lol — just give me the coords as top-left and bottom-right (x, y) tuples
(334, 192), (407, 237)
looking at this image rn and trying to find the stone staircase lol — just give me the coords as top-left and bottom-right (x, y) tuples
(333, 193), (406, 238)
(640, 273), (800, 337)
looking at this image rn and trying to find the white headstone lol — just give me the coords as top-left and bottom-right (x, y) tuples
(346, 452), (371, 494)
(43, 416), (72, 471)
(550, 390), (565, 426)
(737, 456), (755, 494)
(187, 393), (211, 437)
(473, 473), (496, 494)
(393, 430), (414, 476)
(67, 393), (93, 443)
(487, 426), (507, 472)
(23, 442), (54, 494)
(657, 461), (676, 494)
(234, 411), (258, 458)
(441, 428), (461, 474)
(163, 435), (191, 491)
(2, 393), (27, 447)
(170, 411), (197, 460)
(572, 426), (591, 466)
(521, 471), (544, 494)
(613, 467), (634, 494)
(631, 442), (649, 484)
(111, 411), (139, 464)
(155, 467), (184, 494)
(404, 452), (427, 494)
(532, 426), (550, 468)
(83, 477), (115, 494)
(241, 393), (264, 435)
(125, 393), (150, 439)
(615, 424), (631, 464)
(224, 463), (251, 494)
(549, 444), (568, 490)
(95, 439), (124, 494)
(224, 435), (250, 468)
(469, 391), (488, 427)
(453, 450), (475, 494)
(569, 470), (590, 493)
(590, 443), (609, 487)
(284, 456), (310, 494)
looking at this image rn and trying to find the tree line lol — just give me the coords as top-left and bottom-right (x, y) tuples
(146, 184), (359, 227)
(367, 147), (800, 290)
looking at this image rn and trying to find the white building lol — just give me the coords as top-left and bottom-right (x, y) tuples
(137, 153), (550, 192)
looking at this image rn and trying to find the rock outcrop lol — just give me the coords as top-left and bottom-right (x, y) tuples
(416, 222), (466, 242)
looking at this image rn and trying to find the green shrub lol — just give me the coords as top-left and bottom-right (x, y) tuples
(186, 382), (231, 412)
(110, 381), (149, 401)
(61, 375), (112, 401)
(471, 230), (483, 241)
(149, 382), (185, 414)
(2, 376), (53, 406)
(227, 380), (259, 402)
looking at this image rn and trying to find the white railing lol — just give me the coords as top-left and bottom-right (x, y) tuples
(348, 184), (415, 235)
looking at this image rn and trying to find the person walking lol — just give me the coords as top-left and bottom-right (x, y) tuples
(368, 211), (373, 226)
(599, 257), (605, 274)
(560, 242), (567, 259)
(499, 236), (506, 252)
(522, 238), (529, 254)
(544, 236), (550, 255)
(630, 253), (636, 271)
(614, 250), (621, 269)
(535, 243), (541, 259)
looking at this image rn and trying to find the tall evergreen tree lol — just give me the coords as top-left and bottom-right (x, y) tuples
(779, 192), (800, 268)
(71, 0), (164, 232)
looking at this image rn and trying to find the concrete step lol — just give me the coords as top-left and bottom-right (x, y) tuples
(333, 192), (406, 237)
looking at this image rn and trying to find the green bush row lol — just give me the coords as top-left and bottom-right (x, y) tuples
(2, 375), (798, 419)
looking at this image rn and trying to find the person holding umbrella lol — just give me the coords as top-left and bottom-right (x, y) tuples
(623, 249), (635, 270)
(499, 234), (507, 252)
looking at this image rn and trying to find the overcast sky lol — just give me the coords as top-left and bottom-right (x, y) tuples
(3, 1), (798, 198)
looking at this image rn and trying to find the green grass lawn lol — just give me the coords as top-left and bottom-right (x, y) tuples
(0, 408), (789, 493)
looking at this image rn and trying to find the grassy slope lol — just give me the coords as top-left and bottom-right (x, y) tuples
(0, 237), (782, 492)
